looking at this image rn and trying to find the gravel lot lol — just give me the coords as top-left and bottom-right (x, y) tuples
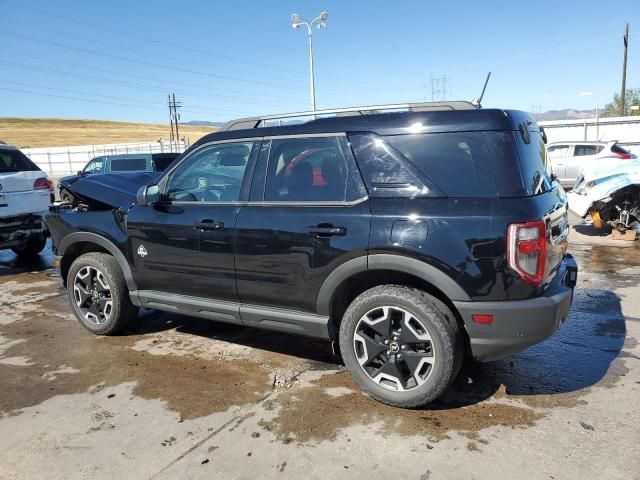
(1, 228), (639, 479)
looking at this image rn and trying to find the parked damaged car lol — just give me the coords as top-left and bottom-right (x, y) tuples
(567, 160), (640, 234)
(1, 142), (54, 256)
(59, 152), (180, 204)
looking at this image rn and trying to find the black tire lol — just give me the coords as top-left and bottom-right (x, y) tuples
(67, 252), (138, 335)
(60, 189), (75, 204)
(339, 285), (459, 408)
(11, 234), (47, 256)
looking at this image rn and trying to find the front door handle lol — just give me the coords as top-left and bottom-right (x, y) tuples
(195, 219), (224, 231)
(307, 224), (346, 237)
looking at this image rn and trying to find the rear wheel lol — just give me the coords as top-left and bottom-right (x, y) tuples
(11, 234), (47, 256)
(339, 285), (459, 408)
(67, 252), (138, 335)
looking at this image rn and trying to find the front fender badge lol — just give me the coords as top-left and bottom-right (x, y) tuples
(137, 245), (148, 258)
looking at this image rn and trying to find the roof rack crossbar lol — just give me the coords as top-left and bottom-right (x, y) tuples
(219, 101), (477, 131)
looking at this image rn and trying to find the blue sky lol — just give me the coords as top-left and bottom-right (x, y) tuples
(1, 0), (638, 123)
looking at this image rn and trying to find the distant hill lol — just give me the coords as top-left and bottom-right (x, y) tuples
(181, 120), (226, 127)
(534, 109), (597, 121)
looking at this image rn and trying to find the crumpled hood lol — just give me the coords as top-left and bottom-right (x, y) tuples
(567, 160), (640, 217)
(65, 171), (161, 208)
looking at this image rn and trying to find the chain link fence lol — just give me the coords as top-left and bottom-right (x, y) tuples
(21, 140), (188, 174)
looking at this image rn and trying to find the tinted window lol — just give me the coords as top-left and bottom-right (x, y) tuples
(348, 133), (437, 197)
(152, 153), (180, 172)
(166, 141), (254, 202)
(110, 157), (147, 172)
(264, 136), (357, 202)
(513, 131), (553, 195)
(573, 145), (598, 156)
(0, 149), (40, 173)
(384, 132), (496, 197)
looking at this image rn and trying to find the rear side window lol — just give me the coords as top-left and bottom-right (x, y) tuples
(110, 157), (147, 172)
(384, 132), (496, 197)
(573, 145), (601, 156)
(547, 145), (570, 156)
(0, 149), (40, 173)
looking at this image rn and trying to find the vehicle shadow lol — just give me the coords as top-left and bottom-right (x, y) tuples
(121, 288), (625, 408)
(0, 248), (52, 276)
(434, 288), (626, 409)
(573, 222), (612, 237)
(127, 309), (339, 366)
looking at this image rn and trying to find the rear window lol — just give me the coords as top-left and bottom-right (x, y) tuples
(513, 130), (553, 195)
(384, 132), (497, 197)
(110, 157), (147, 172)
(0, 149), (40, 173)
(574, 145), (603, 156)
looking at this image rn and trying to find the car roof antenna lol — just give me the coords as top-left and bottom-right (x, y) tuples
(472, 72), (491, 108)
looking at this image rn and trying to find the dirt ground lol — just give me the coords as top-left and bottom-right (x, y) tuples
(0, 227), (639, 479)
(0, 117), (216, 148)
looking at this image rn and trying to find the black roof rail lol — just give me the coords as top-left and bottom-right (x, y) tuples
(219, 101), (478, 132)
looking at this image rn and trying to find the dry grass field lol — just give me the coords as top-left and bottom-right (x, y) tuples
(0, 117), (217, 148)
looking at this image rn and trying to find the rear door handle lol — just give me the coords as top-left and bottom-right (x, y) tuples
(307, 224), (346, 237)
(195, 219), (224, 231)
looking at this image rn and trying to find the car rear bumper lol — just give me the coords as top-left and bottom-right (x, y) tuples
(453, 255), (578, 362)
(0, 213), (49, 249)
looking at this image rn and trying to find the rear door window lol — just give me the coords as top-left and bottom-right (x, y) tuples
(573, 145), (599, 156)
(383, 132), (497, 197)
(0, 149), (40, 173)
(264, 136), (362, 202)
(110, 157), (147, 172)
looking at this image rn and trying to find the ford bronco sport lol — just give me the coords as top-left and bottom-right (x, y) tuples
(46, 102), (578, 408)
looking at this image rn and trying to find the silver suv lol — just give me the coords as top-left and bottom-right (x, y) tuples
(547, 140), (636, 188)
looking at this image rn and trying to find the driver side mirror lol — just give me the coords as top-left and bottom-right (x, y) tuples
(136, 184), (160, 206)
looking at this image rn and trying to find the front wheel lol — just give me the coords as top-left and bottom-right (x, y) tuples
(67, 252), (138, 335)
(339, 285), (458, 408)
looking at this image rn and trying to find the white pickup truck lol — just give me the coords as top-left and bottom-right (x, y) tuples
(0, 142), (54, 256)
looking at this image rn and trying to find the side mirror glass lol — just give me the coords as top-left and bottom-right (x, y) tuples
(136, 184), (160, 206)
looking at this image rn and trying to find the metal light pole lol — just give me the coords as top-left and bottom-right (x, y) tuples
(291, 11), (328, 112)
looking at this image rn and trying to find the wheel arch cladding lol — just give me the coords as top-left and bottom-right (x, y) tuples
(58, 232), (136, 290)
(317, 254), (470, 337)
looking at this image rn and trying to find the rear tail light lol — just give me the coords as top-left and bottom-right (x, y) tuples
(613, 151), (632, 160)
(506, 220), (546, 285)
(33, 177), (54, 190)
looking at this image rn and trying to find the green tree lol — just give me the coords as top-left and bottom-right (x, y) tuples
(601, 88), (640, 117)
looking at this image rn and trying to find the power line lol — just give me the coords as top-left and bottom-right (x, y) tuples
(0, 0), (304, 75)
(0, 29), (307, 90)
(0, 59), (302, 110)
(0, 50), (304, 105)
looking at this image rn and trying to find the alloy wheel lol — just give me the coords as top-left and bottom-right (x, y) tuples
(73, 266), (113, 325)
(353, 306), (436, 391)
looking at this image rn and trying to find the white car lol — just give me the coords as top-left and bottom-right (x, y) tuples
(0, 141), (54, 256)
(547, 140), (636, 188)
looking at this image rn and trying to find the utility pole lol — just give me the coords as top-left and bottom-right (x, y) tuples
(168, 94), (174, 146)
(172, 93), (181, 148)
(621, 23), (629, 116)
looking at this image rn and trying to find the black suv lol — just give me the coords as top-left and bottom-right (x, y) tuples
(46, 102), (578, 408)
